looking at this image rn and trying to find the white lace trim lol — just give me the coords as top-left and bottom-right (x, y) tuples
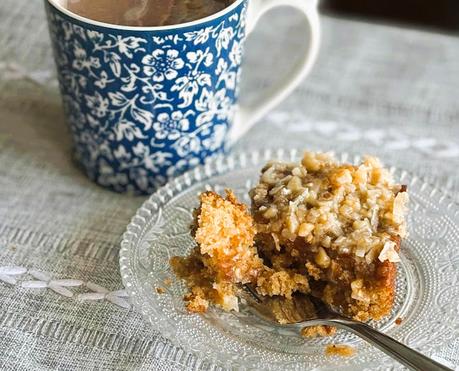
(0, 265), (130, 309)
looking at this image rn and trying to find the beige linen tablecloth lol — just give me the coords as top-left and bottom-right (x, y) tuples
(0, 0), (458, 370)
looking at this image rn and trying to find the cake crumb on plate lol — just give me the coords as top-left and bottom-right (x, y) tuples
(301, 325), (336, 338)
(325, 344), (356, 357)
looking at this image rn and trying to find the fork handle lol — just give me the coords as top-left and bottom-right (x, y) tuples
(334, 320), (452, 371)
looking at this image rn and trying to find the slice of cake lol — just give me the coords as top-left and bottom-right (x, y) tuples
(170, 190), (264, 312)
(171, 151), (408, 325)
(250, 152), (408, 321)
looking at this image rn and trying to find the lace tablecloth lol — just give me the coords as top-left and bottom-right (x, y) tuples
(0, 1), (458, 370)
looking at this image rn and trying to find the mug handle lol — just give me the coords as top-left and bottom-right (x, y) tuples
(229, 0), (320, 143)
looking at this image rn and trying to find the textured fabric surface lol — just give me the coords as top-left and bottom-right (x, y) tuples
(0, 1), (458, 370)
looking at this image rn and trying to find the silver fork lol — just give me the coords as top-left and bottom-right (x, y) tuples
(239, 285), (452, 371)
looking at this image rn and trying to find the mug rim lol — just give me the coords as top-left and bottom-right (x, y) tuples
(46, 0), (245, 31)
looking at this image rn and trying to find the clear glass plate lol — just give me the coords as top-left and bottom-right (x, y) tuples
(120, 149), (459, 370)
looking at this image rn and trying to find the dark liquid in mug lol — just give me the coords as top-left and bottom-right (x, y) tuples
(63, 0), (236, 26)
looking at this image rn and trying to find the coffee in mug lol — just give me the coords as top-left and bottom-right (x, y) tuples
(61, 0), (235, 26)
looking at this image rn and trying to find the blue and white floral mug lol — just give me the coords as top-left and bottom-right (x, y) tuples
(46, 0), (320, 194)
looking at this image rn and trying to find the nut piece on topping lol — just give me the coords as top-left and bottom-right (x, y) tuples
(378, 240), (401, 263)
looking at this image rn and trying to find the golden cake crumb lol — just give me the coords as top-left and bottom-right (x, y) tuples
(301, 325), (336, 338)
(156, 287), (165, 294)
(184, 288), (209, 313)
(395, 317), (403, 325)
(325, 344), (356, 357)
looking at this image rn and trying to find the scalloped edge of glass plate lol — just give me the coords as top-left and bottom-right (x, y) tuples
(119, 148), (459, 370)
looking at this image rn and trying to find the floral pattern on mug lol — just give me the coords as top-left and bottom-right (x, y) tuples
(46, 1), (247, 194)
(153, 111), (191, 141)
